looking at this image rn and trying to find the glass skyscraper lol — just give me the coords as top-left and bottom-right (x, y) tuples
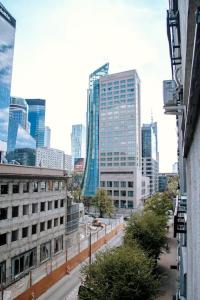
(71, 124), (85, 166)
(26, 99), (46, 147)
(82, 63), (109, 197)
(0, 3), (16, 160)
(7, 97), (36, 165)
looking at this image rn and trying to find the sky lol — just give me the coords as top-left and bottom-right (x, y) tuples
(3, 0), (177, 172)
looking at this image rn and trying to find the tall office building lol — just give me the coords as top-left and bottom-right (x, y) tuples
(82, 63), (109, 197)
(26, 99), (46, 147)
(71, 124), (85, 166)
(99, 70), (143, 209)
(142, 122), (159, 195)
(44, 126), (51, 148)
(0, 3), (16, 161)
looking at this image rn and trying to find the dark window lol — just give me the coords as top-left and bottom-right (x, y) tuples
(40, 202), (45, 212)
(121, 181), (126, 187)
(11, 230), (18, 242)
(107, 190), (112, 196)
(0, 233), (7, 246)
(107, 181), (112, 187)
(22, 227), (28, 238)
(13, 184), (19, 194)
(121, 190), (126, 197)
(32, 203), (38, 213)
(114, 181), (119, 187)
(12, 206), (19, 218)
(23, 183), (29, 193)
(23, 205), (29, 215)
(54, 218), (58, 227)
(128, 191), (134, 197)
(1, 185), (8, 195)
(32, 224), (37, 235)
(54, 200), (58, 209)
(47, 220), (52, 229)
(0, 208), (7, 220)
(40, 222), (45, 232)
(114, 190), (119, 196)
(60, 199), (64, 207)
(128, 182), (133, 188)
(33, 182), (38, 192)
(12, 248), (37, 277)
(100, 181), (105, 187)
(48, 201), (52, 210)
(0, 261), (6, 283)
(60, 216), (64, 225)
(54, 236), (63, 253)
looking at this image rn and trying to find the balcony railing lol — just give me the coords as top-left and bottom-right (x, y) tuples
(174, 195), (187, 237)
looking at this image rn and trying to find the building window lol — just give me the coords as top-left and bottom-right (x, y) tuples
(33, 182), (38, 192)
(107, 190), (112, 196)
(13, 184), (19, 194)
(11, 230), (19, 242)
(54, 200), (58, 209)
(0, 208), (7, 220)
(32, 224), (37, 235)
(128, 201), (133, 208)
(12, 248), (37, 277)
(0, 261), (6, 284)
(54, 181), (59, 191)
(114, 181), (119, 187)
(12, 206), (19, 218)
(60, 216), (64, 225)
(32, 203), (38, 214)
(121, 181), (126, 188)
(22, 227), (29, 238)
(54, 236), (63, 254)
(47, 220), (52, 229)
(107, 181), (112, 187)
(0, 184), (8, 195)
(40, 181), (46, 191)
(48, 181), (53, 191)
(128, 182), (133, 188)
(128, 191), (134, 197)
(48, 201), (52, 210)
(60, 199), (64, 207)
(0, 233), (7, 246)
(40, 222), (45, 232)
(121, 191), (126, 197)
(23, 204), (29, 216)
(100, 181), (105, 187)
(114, 190), (119, 196)
(54, 218), (58, 227)
(23, 183), (29, 193)
(40, 241), (51, 263)
(40, 202), (45, 212)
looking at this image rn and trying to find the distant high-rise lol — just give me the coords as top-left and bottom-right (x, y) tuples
(7, 97), (36, 165)
(0, 3), (16, 161)
(142, 122), (159, 195)
(71, 124), (85, 166)
(82, 63), (109, 197)
(26, 99), (46, 147)
(44, 126), (51, 148)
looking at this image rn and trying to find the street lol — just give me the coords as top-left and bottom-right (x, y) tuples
(38, 230), (124, 300)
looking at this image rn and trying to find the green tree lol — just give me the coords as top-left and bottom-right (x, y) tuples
(166, 175), (178, 199)
(92, 188), (113, 218)
(144, 192), (173, 221)
(79, 244), (159, 300)
(125, 211), (167, 259)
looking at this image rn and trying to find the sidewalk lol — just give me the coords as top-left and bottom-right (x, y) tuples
(156, 219), (178, 300)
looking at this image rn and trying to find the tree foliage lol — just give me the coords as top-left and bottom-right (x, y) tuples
(92, 188), (113, 217)
(79, 244), (159, 300)
(166, 175), (178, 199)
(144, 192), (173, 221)
(124, 211), (167, 259)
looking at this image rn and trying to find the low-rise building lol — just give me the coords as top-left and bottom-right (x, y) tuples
(0, 164), (68, 286)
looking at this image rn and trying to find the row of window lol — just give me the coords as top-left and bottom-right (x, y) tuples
(101, 89), (135, 98)
(101, 78), (134, 88)
(0, 181), (64, 195)
(107, 190), (134, 197)
(100, 162), (135, 167)
(113, 200), (134, 209)
(0, 217), (64, 246)
(100, 157), (135, 161)
(0, 199), (64, 220)
(100, 181), (134, 188)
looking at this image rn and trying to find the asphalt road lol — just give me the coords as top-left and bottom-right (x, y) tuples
(38, 230), (124, 300)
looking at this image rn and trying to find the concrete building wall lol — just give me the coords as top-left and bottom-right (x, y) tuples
(36, 147), (64, 169)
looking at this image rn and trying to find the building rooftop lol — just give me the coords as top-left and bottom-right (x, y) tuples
(0, 164), (68, 179)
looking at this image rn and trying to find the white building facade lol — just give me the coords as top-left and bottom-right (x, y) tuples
(99, 70), (146, 209)
(36, 147), (64, 169)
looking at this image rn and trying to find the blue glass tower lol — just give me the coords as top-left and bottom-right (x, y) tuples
(82, 63), (109, 197)
(0, 3), (16, 160)
(26, 99), (46, 147)
(71, 124), (85, 166)
(7, 97), (36, 165)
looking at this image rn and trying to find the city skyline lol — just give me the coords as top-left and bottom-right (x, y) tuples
(2, 0), (176, 172)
